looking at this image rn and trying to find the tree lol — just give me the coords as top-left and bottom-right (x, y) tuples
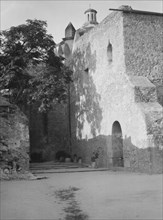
(0, 19), (72, 111)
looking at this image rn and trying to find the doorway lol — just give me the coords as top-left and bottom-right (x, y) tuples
(112, 121), (124, 167)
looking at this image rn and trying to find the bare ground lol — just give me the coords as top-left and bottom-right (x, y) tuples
(0, 171), (162, 220)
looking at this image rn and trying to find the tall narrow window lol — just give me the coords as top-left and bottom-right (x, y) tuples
(107, 42), (113, 63)
(83, 68), (89, 86)
(88, 14), (89, 21)
(91, 13), (93, 21)
(85, 68), (89, 74)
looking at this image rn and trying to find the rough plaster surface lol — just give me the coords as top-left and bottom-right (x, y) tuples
(71, 10), (163, 173)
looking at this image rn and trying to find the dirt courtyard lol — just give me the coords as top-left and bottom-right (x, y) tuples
(0, 171), (162, 220)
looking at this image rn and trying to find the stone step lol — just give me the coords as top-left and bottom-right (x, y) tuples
(30, 161), (132, 174)
(31, 167), (109, 174)
(30, 166), (82, 170)
(31, 167), (132, 174)
(30, 162), (89, 171)
(30, 162), (133, 174)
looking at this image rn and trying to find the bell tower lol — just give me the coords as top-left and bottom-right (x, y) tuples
(84, 8), (98, 25)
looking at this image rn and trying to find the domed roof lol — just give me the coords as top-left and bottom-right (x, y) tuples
(84, 8), (97, 14)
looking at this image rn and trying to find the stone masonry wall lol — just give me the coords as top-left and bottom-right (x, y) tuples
(0, 99), (29, 171)
(71, 10), (163, 173)
(123, 12), (163, 106)
(123, 12), (163, 173)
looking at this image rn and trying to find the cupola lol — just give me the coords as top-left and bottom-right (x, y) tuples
(84, 8), (98, 25)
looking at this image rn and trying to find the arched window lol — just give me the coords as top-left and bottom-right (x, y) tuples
(91, 13), (93, 21)
(112, 121), (124, 167)
(83, 68), (89, 84)
(85, 68), (89, 74)
(88, 14), (89, 21)
(107, 42), (113, 63)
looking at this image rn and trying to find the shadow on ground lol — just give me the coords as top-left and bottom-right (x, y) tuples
(55, 186), (88, 220)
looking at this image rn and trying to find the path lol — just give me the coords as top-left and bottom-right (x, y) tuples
(0, 171), (162, 220)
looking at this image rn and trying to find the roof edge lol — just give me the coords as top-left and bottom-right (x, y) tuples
(84, 8), (97, 14)
(109, 8), (163, 16)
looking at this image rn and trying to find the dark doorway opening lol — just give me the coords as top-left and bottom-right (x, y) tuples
(112, 121), (124, 167)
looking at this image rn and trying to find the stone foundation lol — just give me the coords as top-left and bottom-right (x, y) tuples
(72, 135), (163, 173)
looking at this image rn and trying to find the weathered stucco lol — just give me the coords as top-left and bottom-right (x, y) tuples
(71, 9), (163, 173)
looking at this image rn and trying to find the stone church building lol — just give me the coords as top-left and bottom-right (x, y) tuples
(54, 5), (163, 173)
(1, 5), (162, 177)
(29, 5), (163, 173)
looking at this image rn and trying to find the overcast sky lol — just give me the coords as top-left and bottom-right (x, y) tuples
(1, 0), (162, 43)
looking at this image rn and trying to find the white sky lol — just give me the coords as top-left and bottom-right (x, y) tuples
(1, 0), (163, 43)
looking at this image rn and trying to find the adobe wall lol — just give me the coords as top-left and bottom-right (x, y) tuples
(71, 11), (163, 173)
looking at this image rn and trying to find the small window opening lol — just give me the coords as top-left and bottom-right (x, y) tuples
(107, 42), (113, 63)
(91, 13), (93, 21)
(83, 68), (89, 85)
(88, 14), (89, 21)
(85, 68), (89, 74)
